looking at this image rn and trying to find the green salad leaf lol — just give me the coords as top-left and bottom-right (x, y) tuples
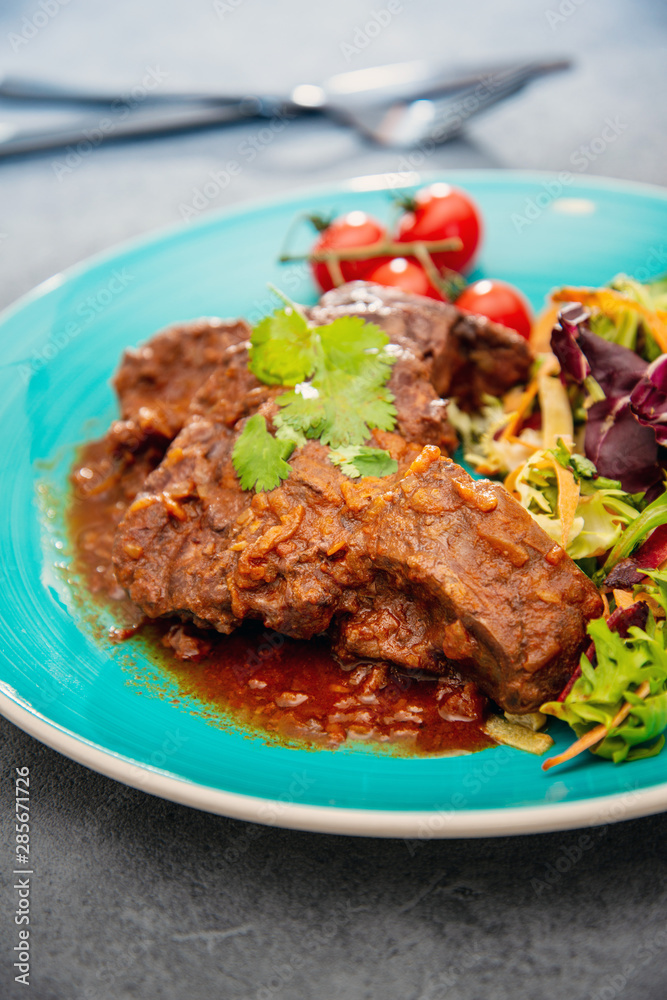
(601, 489), (667, 577)
(541, 573), (667, 763)
(587, 271), (667, 360)
(511, 445), (642, 563)
(551, 439), (597, 481)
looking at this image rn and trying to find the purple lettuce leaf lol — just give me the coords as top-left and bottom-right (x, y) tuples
(558, 601), (650, 698)
(551, 303), (591, 383)
(577, 326), (647, 396)
(585, 397), (660, 494)
(630, 355), (667, 447)
(551, 305), (665, 494)
(552, 303), (647, 394)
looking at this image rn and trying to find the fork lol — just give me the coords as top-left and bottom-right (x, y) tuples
(0, 60), (568, 158)
(342, 62), (559, 147)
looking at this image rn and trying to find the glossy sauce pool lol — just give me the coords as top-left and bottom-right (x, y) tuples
(68, 438), (493, 756)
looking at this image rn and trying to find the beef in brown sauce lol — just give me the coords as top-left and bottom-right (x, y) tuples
(109, 285), (601, 714)
(71, 318), (255, 601)
(310, 281), (533, 409)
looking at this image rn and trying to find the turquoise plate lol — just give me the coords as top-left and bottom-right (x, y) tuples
(2, 170), (667, 838)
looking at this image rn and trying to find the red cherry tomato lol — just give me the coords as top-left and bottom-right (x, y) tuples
(311, 211), (389, 292)
(365, 257), (445, 300)
(396, 183), (482, 273)
(456, 279), (533, 339)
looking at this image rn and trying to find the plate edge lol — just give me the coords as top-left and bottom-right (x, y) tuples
(2, 692), (665, 839)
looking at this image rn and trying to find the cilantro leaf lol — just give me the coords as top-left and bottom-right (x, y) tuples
(232, 414), (296, 492)
(249, 308), (314, 386)
(277, 375), (396, 449)
(275, 316), (397, 449)
(317, 316), (395, 383)
(273, 414), (307, 449)
(329, 446), (398, 479)
(240, 305), (399, 489)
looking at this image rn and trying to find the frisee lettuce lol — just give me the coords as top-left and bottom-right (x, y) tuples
(447, 396), (541, 477)
(510, 444), (641, 562)
(541, 570), (667, 763)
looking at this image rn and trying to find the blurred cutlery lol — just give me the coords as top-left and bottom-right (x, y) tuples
(0, 58), (570, 158)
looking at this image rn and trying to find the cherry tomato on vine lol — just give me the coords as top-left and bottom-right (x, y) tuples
(456, 279), (533, 339)
(310, 211), (389, 292)
(365, 257), (445, 300)
(395, 183), (482, 274)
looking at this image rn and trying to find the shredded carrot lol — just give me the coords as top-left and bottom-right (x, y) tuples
(531, 303), (561, 354)
(552, 287), (667, 353)
(500, 378), (540, 440)
(613, 589), (636, 611)
(503, 464), (523, 499)
(542, 680), (651, 771)
(601, 591), (610, 618)
(551, 459), (580, 550)
(505, 434), (541, 451)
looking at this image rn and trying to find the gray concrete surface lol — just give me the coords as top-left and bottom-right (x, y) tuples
(0, 0), (666, 996)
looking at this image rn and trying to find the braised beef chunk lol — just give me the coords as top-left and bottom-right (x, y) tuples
(310, 281), (533, 409)
(111, 317), (251, 446)
(72, 319), (253, 601)
(115, 432), (602, 713)
(108, 281), (601, 714)
(112, 362), (277, 630)
(227, 447), (603, 713)
(336, 450), (603, 713)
